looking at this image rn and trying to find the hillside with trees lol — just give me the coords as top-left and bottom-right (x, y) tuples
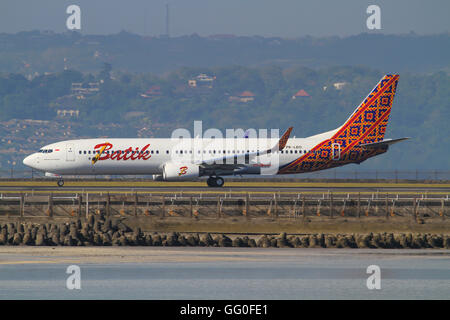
(0, 31), (449, 75)
(0, 63), (448, 172)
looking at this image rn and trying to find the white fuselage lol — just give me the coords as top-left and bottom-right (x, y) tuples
(23, 129), (336, 177)
(22, 75), (403, 182)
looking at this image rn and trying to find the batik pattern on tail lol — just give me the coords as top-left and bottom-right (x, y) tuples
(279, 74), (399, 174)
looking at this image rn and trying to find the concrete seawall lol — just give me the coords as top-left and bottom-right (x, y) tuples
(1, 214), (449, 249)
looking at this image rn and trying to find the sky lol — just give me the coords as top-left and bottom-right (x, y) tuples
(0, 0), (449, 37)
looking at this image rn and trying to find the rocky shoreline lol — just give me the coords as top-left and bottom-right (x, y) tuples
(1, 214), (449, 249)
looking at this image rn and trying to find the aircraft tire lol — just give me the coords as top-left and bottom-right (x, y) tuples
(206, 177), (216, 188)
(57, 179), (64, 187)
(207, 177), (224, 187)
(215, 177), (224, 187)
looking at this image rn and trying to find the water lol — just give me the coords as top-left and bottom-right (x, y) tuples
(0, 248), (449, 299)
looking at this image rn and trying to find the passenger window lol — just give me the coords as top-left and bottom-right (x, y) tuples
(83, 151), (86, 154)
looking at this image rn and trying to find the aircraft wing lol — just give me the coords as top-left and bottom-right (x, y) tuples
(199, 127), (293, 170)
(359, 137), (410, 148)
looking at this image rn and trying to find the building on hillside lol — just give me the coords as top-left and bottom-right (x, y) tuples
(71, 82), (83, 95)
(188, 73), (215, 88)
(87, 82), (100, 92)
(333, 82), (348, 90)
(229, 91), (256, 103)
(57, 109), (80, 118)
(70, 82), (100, 98)
(291, 89), (310, 99)
(23, 119), (51, 125)
(141, 85), (162, 98)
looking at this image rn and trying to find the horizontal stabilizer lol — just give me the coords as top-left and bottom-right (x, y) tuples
(359, 137), (410, 148)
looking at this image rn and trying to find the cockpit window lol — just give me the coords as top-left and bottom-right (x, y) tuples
(38, 149), (53, 153)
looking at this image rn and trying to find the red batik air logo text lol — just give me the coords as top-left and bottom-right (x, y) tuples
(93, 143), (152, 161)
(178, 166), (188, 176)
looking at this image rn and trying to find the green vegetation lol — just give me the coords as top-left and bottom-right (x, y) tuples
(0, 64), (448, 170)
(0, 31), (449, 74)
(0, 31), (448, 171)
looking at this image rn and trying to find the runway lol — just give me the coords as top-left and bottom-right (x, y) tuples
(0, 180), (448, 197)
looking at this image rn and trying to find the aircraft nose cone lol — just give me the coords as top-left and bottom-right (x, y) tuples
(23, 154), (34, 168)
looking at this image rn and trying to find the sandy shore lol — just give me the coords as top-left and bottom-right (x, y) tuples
(1, 246), (449, 266)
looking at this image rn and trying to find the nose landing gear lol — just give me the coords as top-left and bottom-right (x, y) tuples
(206, 176), (224, 187)
(57, 179), (64, 187)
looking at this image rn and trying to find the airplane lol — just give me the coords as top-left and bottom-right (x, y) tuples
(23, 74), (408, 187)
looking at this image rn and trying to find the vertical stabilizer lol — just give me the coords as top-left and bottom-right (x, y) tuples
(332, 74), (400, 147)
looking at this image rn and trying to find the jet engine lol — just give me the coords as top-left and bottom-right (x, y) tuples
(161, 162), (200, 181)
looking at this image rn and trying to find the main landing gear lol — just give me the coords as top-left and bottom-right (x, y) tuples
(207, 176), (224, 188)
(57, 179), (64, 187)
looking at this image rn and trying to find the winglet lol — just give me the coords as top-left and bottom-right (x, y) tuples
(278, 127), (293, 151)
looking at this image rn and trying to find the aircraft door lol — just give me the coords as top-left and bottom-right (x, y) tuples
(66, 143), (75, 161)
(331, 142), (341, 160)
